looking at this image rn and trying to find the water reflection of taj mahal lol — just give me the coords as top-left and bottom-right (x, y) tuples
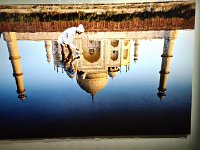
(3, 30), (178, 101)
(53, 36), (131, 100)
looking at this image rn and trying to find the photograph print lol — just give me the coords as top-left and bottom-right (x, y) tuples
(0, 0), (195, 139)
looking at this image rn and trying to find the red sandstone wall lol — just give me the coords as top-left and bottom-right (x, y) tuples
(0, 17), (195, 32)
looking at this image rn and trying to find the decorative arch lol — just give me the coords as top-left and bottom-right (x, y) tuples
(111, 40), (119, 47)
(110, 50), (118, 61)
(124, 40), (129, 46)
(82, 40), (101, 63)
(123, 49), (128, 59)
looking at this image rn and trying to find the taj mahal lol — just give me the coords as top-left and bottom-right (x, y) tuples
(3, 30), (178, 101)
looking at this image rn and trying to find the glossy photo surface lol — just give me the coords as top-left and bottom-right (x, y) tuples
(0, 2), (194, 139)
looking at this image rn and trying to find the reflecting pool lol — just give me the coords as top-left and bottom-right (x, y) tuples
(0, 30), (193, 138)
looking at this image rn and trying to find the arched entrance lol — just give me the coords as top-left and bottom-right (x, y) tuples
(82, 40), (101, 63)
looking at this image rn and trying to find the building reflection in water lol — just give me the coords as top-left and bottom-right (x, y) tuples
(134, 39), (140, 63)
(3, 30), (178, 101)
(3, 32), (27, 100)
(157, 31), (178, 100)
(52, 34), (131, 100)
(44, 41), (52, 64)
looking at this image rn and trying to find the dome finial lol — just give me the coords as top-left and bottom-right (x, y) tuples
(92, 94), (94, 103)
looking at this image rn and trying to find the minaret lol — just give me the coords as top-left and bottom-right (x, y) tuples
(4, 32), (27, 100)
(157, 31), (178, 100)
(52, 41), (61, 73)
(44, 41), (52, 63)
(134, 39), (139, 63)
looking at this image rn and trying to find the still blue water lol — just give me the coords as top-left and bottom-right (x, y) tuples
(0, 30), (193, 138)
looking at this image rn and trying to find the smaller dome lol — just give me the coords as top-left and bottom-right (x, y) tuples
(108, 71), (119, 78)
(108, 67), (119, 78)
